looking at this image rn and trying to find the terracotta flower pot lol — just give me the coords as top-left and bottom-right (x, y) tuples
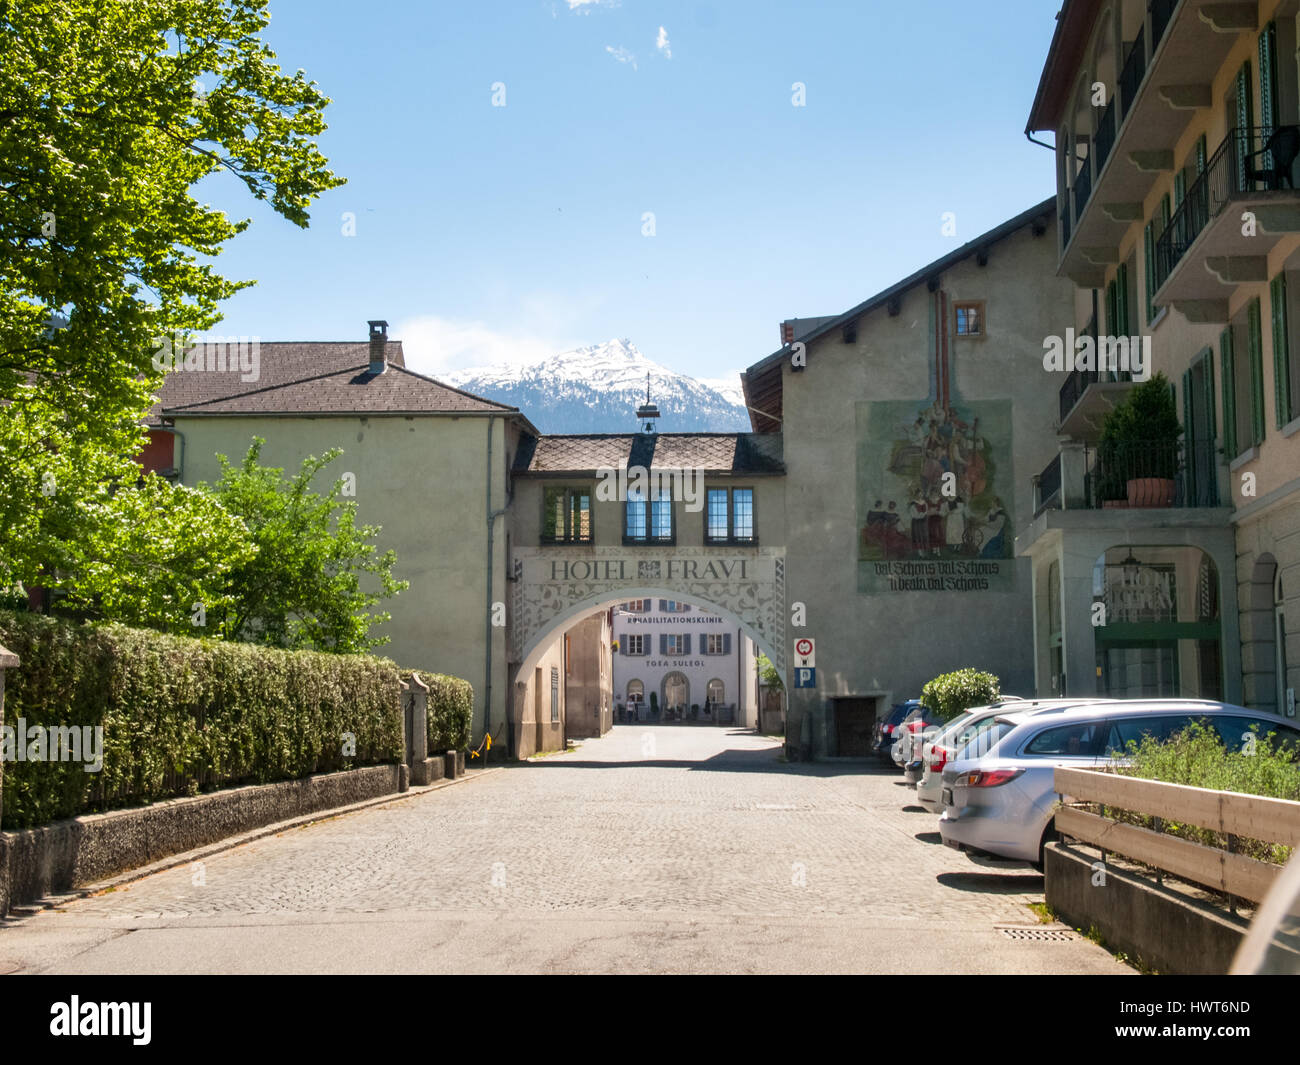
(1102, 499), (1129, 509)
(1126, 477), (1175, 508)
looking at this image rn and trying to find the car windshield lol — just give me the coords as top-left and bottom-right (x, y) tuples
(955, 718), (1014, 760)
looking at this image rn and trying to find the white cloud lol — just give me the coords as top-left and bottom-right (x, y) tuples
(391, 316), (563, 377)
(656, 26), (671, 58)
(568, 0), (618, 11)
(605, 44), (637, 69)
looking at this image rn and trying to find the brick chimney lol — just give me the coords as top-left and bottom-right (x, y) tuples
(368, 320), (388, 374)
(780, 320), (794, 346)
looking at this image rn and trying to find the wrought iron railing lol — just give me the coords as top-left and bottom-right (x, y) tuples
(1094, 101), (1117, 175)
(1150, 0), (1178, 53)
(1152, 126), (1292, 290)
(1118, 27), (1146, 122)
(1084, 438), (1219, 508)
(1034, 453), (1063, 517)
(1074, 158), (1093, 223)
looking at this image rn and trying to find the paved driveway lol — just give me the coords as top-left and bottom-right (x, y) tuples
(0, 726), (1126, 974)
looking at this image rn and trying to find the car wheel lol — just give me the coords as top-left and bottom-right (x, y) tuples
(1033, 820), (1059, 873)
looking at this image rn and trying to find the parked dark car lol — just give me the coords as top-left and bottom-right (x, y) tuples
(872, 700), (921, 764)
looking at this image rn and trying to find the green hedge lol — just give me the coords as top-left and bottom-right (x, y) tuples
(423, 672), (474, 752)
(920, 668), (1001, 723)
(0, 609), (406, 830)
(1115, 722), (1300, 865)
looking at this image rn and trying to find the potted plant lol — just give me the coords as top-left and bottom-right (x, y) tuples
(649, 691), (659, 720)
(1096, 372), (1182, 508)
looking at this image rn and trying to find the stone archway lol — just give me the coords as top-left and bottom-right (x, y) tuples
(509, 546), (787, 676)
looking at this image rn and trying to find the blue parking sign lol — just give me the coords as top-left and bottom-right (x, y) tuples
(795, 667), (816, 688)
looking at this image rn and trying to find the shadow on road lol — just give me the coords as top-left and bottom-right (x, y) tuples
(936, 871), (1044, 893)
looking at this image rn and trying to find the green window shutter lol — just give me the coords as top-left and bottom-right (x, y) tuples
(1115, 264), (1127, 336)
(1261, 24), (1278, 135)
(1160, 194), (1171, 235)
(1203, 347), (1217, 446)
(1237, 61), (1254, 190)
(1106, 280), (1117, 336)
(1221, 326), (1238, 458)
(1144, 222), (1156, 322)
(1272, 272), (1292, 426)
(1174, 170), (1186, 207)
(1196, 134), (1207, 175)
(1248, 297), (1266, 445)
(1182, 367), (1193, 444)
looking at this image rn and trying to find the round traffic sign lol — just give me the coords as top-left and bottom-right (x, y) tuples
(795, 638), (813, 657)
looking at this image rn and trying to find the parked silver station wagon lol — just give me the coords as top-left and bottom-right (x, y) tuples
(937, 700), (1300, 868)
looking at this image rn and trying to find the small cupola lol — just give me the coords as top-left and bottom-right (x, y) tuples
(635, 372), (660, 433)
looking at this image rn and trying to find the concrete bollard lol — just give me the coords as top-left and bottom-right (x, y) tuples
(443, 750), (458, 779)
(405, 672), (429, 768)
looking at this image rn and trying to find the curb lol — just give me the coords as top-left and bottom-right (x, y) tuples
(5, 766), (505, 917)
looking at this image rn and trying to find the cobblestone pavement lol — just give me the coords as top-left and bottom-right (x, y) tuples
(0, 727), (1128, 974)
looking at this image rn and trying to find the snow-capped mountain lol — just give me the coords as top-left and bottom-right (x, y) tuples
(444, 339), (750, 434)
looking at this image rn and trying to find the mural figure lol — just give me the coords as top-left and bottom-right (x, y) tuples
(854, 289), (1014, 592)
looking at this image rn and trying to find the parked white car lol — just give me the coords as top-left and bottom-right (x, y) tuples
(938, 700), (1300, 869)
(914, 699), (1108, 811)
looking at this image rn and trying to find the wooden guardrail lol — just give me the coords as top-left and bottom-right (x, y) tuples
(1053, 766), (1300, 904)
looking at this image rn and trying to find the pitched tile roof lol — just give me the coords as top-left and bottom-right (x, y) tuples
(513, 433), (784, 474)
(149, 340), (515, 419)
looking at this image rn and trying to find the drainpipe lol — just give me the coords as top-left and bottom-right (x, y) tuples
(484, 415), (509, 761)
(1025, 131), (1055, 151)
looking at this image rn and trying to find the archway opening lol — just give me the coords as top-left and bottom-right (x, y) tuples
(509, 588), (784, 759)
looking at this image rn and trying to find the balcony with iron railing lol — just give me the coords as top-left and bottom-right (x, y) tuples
(1055, 0), (1253, 287)
(1021, 433), (1232, 561)
(1153, 125), (1300, 308)
(1083, 438), (1220, 509)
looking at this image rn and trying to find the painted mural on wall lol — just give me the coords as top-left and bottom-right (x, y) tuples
(856, 396), (1014, 593)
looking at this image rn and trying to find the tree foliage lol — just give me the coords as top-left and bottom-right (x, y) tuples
(204, 438), (408, 653)
(0, 0), (344, 586)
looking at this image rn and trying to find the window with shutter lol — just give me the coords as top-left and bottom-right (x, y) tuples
(723, 633), (732, 655)
(1249, 298), (1266, 445)
(1237, 62), (1254, 191)
(1221, 326), (1238, 458)
(1261, 23), (1278, 169)
(1196, 134), (1207, 175)
(1272, 272), (1293, 426)
(683, 635), (691, 655)
(1174, 170), (1185, 207)
(1116, 263), (1130, 336)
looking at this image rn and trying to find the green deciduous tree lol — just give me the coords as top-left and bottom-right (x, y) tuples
(0, 0), (344, 587)
(205, 438), (408, 654)
(58, 472), (256, 635)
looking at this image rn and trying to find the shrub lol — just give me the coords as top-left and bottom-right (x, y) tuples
(1113, 722), (1300, 865)
(423, 672), (474, 752)
(920, 668), (1001, 723)
(0, 609), (406, 829)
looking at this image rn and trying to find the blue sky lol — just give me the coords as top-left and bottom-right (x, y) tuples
(201, 0), (1062, 385)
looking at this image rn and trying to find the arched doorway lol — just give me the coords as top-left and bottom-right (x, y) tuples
(662, 672), (688, 715)
(509, 587), (783, 758)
